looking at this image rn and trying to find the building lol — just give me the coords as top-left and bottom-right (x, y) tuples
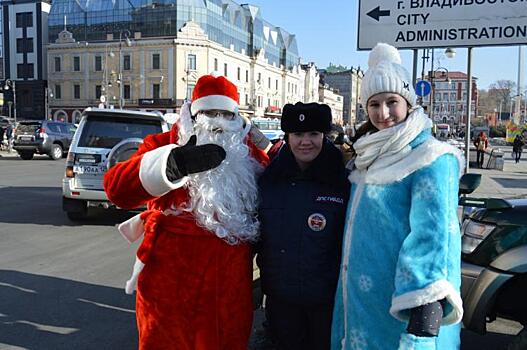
(425, 71), (478, 130)
(319, 67), (364, 126)
(301, 62), (320, 103)
(1, 0), (50, 121)
(46, 0), (305, 122)
(318, 84), (344, 125)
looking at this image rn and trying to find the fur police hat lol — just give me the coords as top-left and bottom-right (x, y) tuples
(281, 102), (332, 133)
(360, 43), (416, 107)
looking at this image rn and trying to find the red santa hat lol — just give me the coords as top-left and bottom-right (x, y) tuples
(190, 74), (239, 116)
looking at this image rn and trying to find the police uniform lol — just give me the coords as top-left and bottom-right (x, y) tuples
(256, 102), (350, 350)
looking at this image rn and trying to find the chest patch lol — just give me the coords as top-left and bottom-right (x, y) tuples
(307, 213), (327, 232)
(315, 195), (344, 205)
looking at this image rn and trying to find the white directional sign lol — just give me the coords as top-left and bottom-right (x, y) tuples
(358, 0), (527, 50)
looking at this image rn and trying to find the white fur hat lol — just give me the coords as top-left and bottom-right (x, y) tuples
(360, 43), (416, 107)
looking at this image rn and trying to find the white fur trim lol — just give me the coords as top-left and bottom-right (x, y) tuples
(191, 95), (238, 115)
(349, 138), (464, 185)
(390, 279), (463, 325)
(118, 213), (144, 243)
(125, 256), (145, 294)
(139, 144), (188, 197)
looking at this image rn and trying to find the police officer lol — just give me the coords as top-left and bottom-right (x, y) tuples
(256, 102), (350, 350)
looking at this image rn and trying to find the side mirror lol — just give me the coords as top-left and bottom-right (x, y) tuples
(459, 173), (482, 195)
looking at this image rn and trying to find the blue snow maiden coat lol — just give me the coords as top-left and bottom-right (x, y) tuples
(331, 108), (464, 350)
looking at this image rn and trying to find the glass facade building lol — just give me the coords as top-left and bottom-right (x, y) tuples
(48, 0), (299, 69)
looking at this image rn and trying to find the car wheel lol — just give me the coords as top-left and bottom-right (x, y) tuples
(49, 144), (63, 160)
(66, 210), (88, 221)
(19, 152), (34, 160)
(507, 327), (527, 350)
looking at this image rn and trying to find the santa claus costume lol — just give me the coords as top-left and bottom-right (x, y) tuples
(104, 74), (269, 350)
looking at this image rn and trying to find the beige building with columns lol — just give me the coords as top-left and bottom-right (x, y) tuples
(47, 20), (307, 123)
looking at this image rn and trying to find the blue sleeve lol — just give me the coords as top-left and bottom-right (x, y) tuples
(390, 154), (463, 328)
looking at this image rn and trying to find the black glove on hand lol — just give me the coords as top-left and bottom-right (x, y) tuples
(166, 135), (226, 182)
(406, 299), (445, 337)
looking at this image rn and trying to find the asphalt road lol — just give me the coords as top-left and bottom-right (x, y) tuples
(0, 154), (523, 349)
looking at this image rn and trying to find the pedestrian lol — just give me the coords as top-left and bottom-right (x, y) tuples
(104, 74), (270, 350)
(331, 43), (464, 350)
(5, 123), (13, 152)
(512, 133), (525, 163)
(0, 126), (5, 150)
(473, 131), (488, 168)
(256, 102), (350, 350)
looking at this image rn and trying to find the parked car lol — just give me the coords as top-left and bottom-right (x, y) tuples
(459, 174), (527, 349)
(62, 108), (169, 221)
(13, 120), (76, 160)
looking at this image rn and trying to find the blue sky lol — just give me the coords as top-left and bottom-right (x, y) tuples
(248, 0), (524, 91)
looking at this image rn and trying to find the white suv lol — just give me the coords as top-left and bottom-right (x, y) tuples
(62, 108), (169, 220)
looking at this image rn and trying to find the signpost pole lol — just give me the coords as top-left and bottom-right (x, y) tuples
(464, 48), (473, 174)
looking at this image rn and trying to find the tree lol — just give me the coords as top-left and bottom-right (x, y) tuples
(488, 80), (516, 117)
(326, 63), (349, 74)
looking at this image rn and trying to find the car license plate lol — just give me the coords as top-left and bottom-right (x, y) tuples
(73, 165), (105, 175)
(19, 136), (33, 141)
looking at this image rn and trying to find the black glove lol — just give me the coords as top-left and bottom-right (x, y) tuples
(166, 135), (226, 182)
(406, 299), (445, 337)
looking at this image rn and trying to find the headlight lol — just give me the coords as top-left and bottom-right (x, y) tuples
(461, 219), (495, 254)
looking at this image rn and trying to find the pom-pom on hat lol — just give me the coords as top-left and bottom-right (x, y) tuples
(281, 102), (332, 133)
(191, 74), (239, 115)
(360, 43), (416, 107)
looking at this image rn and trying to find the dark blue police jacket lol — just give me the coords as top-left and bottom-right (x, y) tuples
(256, 139), (350, 304)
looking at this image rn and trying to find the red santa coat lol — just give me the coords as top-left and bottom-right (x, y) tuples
(104, 126), (268, 350)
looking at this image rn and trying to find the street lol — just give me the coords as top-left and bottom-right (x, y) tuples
(0, 152), (524, 349)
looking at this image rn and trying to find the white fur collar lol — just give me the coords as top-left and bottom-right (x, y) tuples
(349, 138), (464, 185)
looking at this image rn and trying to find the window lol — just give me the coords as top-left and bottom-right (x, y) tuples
(268, 98), (271, 107)
(187, 84), (195, 100)
(258, 73), (261, 83)
(237, 67), (241, 81)
(245, 94), (249, 105)
(55, 84), (62, 99)
(187, 54), (196, 70)
(152, 54), (160, 69)
(16, 38), (33, 53)
(153, 84), (160, 99)
(268, 77), (271, 89)
(214, 58), (218, 72)
(124, 85), (131, 99)
(257, 96), (262, 107)
(245, 70), (249, 83)
(73, 56), (80, 71)
(16, 12), (32, 28)
(123, 55), (131, 71)
(55, 57), (61, 72)
(276, 79), (278, 90)
(74, 85), (81, 99)
(95, 85), (102, 99)
(95, 56), (102, 71)
(17, 63), (33, 78)
(224, 63), (228, 77)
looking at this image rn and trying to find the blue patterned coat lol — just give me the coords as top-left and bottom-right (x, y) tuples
(331, 130), (464, 350)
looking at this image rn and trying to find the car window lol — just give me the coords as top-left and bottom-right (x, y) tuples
(47, 123), (61, 133)
(59, 124), (76, 134)
(17, 122), (42, 134)
(78, 115), (162, 149)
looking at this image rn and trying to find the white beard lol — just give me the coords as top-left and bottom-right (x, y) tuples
(183, 114), (263, 245)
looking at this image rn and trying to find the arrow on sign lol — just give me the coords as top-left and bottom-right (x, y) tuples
(367, 6), (391, 21)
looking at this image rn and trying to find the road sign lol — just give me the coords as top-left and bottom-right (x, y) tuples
(358, 0), (527, 50)
(415, 80), (431, 97)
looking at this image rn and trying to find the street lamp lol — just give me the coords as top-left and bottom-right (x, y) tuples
(102, 45), (115, 108)
(430, 67), (449, 122)
(3, 79), (16, 123)
(118, 30), (132, 109)
(45, 87), (54, 119)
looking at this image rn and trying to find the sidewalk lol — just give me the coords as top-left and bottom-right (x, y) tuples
(469, 154), (527, 199)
